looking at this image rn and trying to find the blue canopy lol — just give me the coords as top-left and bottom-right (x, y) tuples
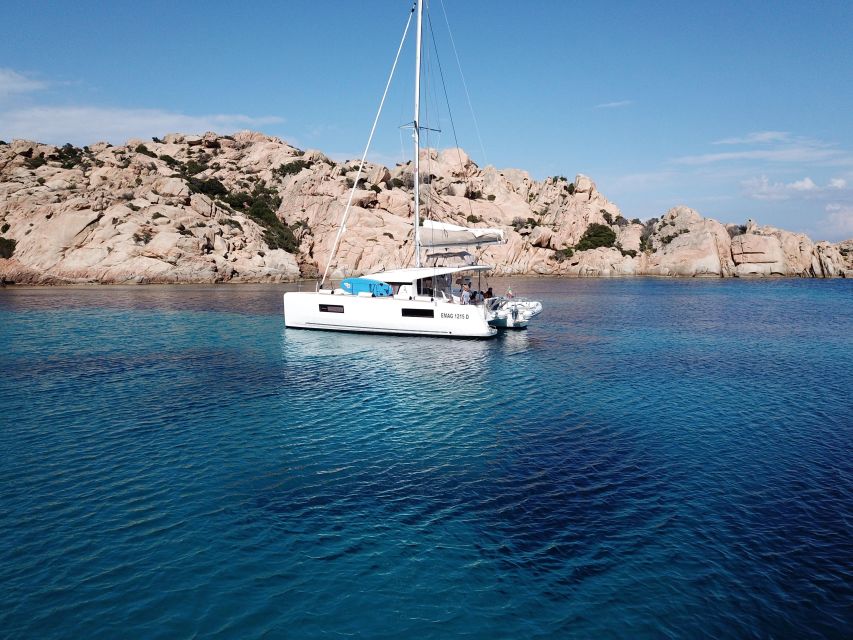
(340, 277), (393, 297)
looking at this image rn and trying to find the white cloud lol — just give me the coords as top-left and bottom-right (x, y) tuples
(0, 68), (47, 98)
(595, 100), (633, 109)
(741, 175), (851, 201)
(674, 146), (847, 166)
(608, 170), (677, 190)
(677, 131), (853, 167)
(821, 203), (853, 240)
(0, 106), (283, 145)
(788, 177), (817, 191)
(713, 131), (790, 145)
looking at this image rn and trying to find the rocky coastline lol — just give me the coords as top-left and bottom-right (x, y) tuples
(0, 131), (850, 285)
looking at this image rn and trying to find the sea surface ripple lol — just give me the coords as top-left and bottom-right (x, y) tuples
(1, 279), (851, 639)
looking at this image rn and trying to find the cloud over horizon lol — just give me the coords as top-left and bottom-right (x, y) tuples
(822, 203), (853, 239)
(713, 131), (790, 145)
(0, 68), (284, 146)
(0, 68), (47, 99)
(741, 175), (849, 201)
(594, 100), (633, 109)
(0, 105), (283, 146)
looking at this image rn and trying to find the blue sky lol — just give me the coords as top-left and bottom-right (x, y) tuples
(2, 0), (852, 240)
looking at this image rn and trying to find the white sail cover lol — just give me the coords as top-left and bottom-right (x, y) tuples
(418, 219), (506, 248)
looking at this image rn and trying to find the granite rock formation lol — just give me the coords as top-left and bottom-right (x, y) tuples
(0, 132), (850, 284)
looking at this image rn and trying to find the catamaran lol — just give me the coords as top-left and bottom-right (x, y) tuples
(283, 0), (541, 337)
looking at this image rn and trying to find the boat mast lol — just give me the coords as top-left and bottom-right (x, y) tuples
(413, 0), (423, 268)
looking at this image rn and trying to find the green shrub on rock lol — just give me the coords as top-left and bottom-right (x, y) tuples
(0, 236), (16, 259)
(640, 219), (657, 253)
(553, 247), (574, 262)
(216, 181), (298, 253)
(187, 177), (228, 197)
(135, 144), (157, 158)
(24, 154), (46, 170)
(55, 143), (85, 168)
(575, 223), (616, 251)
(184, 159), (209, 176)
(274, 160), (312, 177)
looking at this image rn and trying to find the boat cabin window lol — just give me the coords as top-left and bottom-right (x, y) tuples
(417, 273), (452, 298)
(402, 308), (434, 318)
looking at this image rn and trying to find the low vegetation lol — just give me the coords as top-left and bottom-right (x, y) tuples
(135, 144), (157, 159)
(616, 244), (638, 258)
(660, 229), (688, 245)
(274, 159), (313, 177)
(0, 237), (16, 259)
(48, 143), (85, 169)
(132, 229), (153, 245)
(575, 223), (616, 251)
(218, 181), (298, 253)
(24, 154), (47, 170)
(639, 219), (657, 253)
(187, 177), (228, 197)
(184, 159), (209, 176)
(552, 247), (574, 262)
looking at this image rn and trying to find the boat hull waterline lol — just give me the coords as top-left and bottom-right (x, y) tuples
(283, 291), (497, 338)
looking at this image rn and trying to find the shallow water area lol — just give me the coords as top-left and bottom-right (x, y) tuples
(1, 279), (851, 638)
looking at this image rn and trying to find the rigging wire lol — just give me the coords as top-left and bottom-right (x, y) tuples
(423, 0), (438, 274)
(439, 0), (488, 167)
(427, 12), (478, 232)
(319, 2), (416, 289)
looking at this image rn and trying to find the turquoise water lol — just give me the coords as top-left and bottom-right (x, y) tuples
(1, 279), (851, 638)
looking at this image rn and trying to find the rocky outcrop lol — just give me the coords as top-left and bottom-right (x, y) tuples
(0, 133), (850, 284)
(731, 234), (786, 276)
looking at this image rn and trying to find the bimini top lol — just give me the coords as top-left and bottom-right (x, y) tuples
(365, 265), (492, 284)
(419, 220), (505, 248)
(340, 277), (393, 297)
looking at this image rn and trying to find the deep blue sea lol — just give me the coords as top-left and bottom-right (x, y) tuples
(1, 278), (851, 639)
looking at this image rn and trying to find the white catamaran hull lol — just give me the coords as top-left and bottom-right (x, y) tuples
(283, 291), (496, 338)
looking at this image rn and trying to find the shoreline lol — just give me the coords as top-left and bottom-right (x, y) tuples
(2, 273), (851, 290)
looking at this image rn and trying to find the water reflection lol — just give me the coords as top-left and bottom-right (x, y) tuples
(280, 326), (499, 397)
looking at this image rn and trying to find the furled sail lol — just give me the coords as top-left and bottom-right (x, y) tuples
(418, 219), (506, 248)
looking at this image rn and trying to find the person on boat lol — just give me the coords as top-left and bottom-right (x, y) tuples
(506, 287), (514, 299)
(461, 284), (471, 305)
(484, 287), (493, 299)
